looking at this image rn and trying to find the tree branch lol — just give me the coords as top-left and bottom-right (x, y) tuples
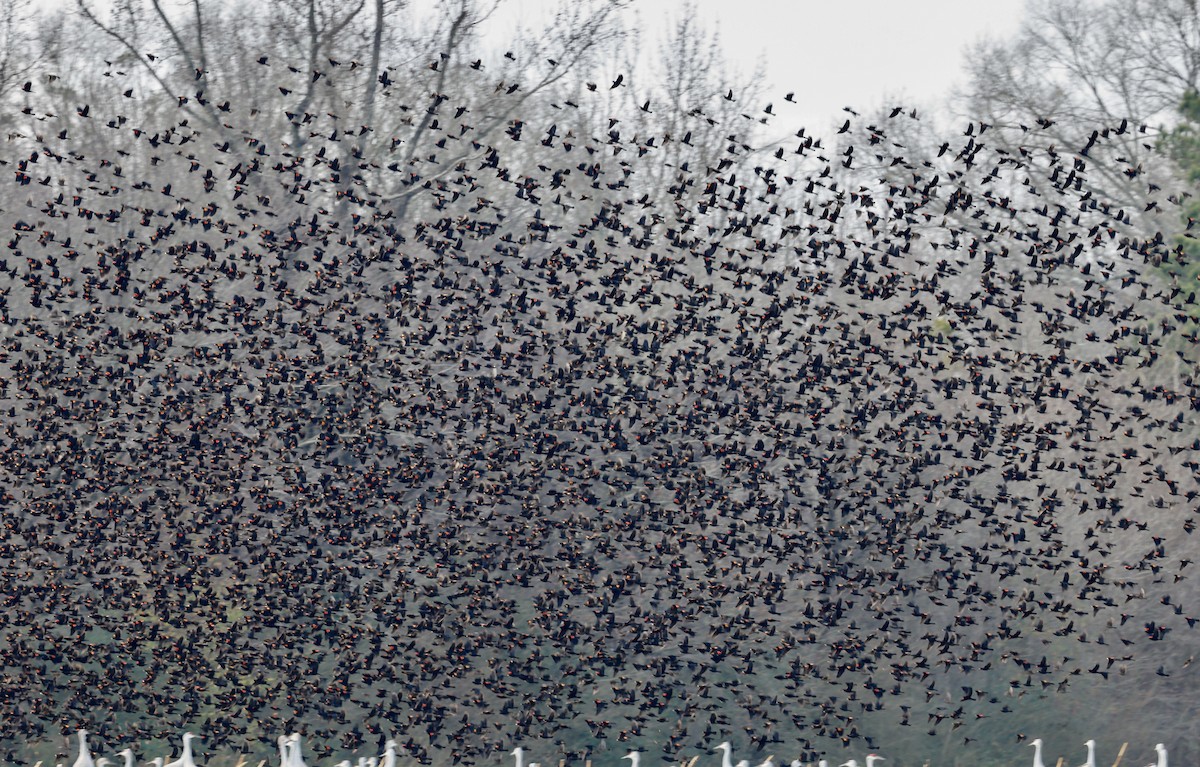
(75, 0), (206, 125)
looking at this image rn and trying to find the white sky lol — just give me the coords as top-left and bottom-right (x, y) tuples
(68, 0), (1031, 136)
(702, 0), (1027, 120)
(498, 0), (1030, 132)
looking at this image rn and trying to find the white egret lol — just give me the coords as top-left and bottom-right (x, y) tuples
(163, 733), (199, 767)
(714, 742), (733, 767)
(1030, 739), (1045, 767)
(381, 740), (398, 767)
(1081, 741), (1096, 767)
(277, 737), (290, 767)
(866, 756), (884, 767)
(286, 734), (306, 767)
(623, 752), (641, 767)
(72, 730), (94, 767)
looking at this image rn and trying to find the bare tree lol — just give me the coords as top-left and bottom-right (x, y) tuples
(956, 0), (1196, 238)
(0, 0), (39, 127)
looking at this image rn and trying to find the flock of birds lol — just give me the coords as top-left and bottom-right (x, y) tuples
(1027, 740), (1166, 767)
(2, 26), (1198, 767)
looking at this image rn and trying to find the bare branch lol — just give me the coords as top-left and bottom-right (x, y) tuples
(75, 0), (204, 123)
(149, 0), (201, 77)
(192, 0), (207, 76)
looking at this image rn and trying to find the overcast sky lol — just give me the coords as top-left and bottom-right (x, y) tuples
(497, 0), (1030, 133)
(73, 0), (1031, 138)
(703, 0), (1027, 121)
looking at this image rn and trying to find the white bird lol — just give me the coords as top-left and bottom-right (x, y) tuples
(758, 755), (775, 767)
(72, 730), (94, 767)
(1081, 741), (1096, 767)
(1144, 745), (1166, 767)
(149, 759), (164, 767)
(714, 743), (733, 767)
(286, 734), (306, 767)
(819, 760), (829, 767)
(381, 740), (397, 767)
(840, 760), (859, 767)
(512, 747), (525, 767)
(277, 737), (290, 767)
(866, 756), (885, 767)
(117, 748), (135, 767)
(1031, 739), (1046, 767)
(164, 732), (199, 767)
(624, 752), (641, 767)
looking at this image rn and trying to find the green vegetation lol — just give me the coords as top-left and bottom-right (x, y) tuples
(1162, 90), (1200, 340)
